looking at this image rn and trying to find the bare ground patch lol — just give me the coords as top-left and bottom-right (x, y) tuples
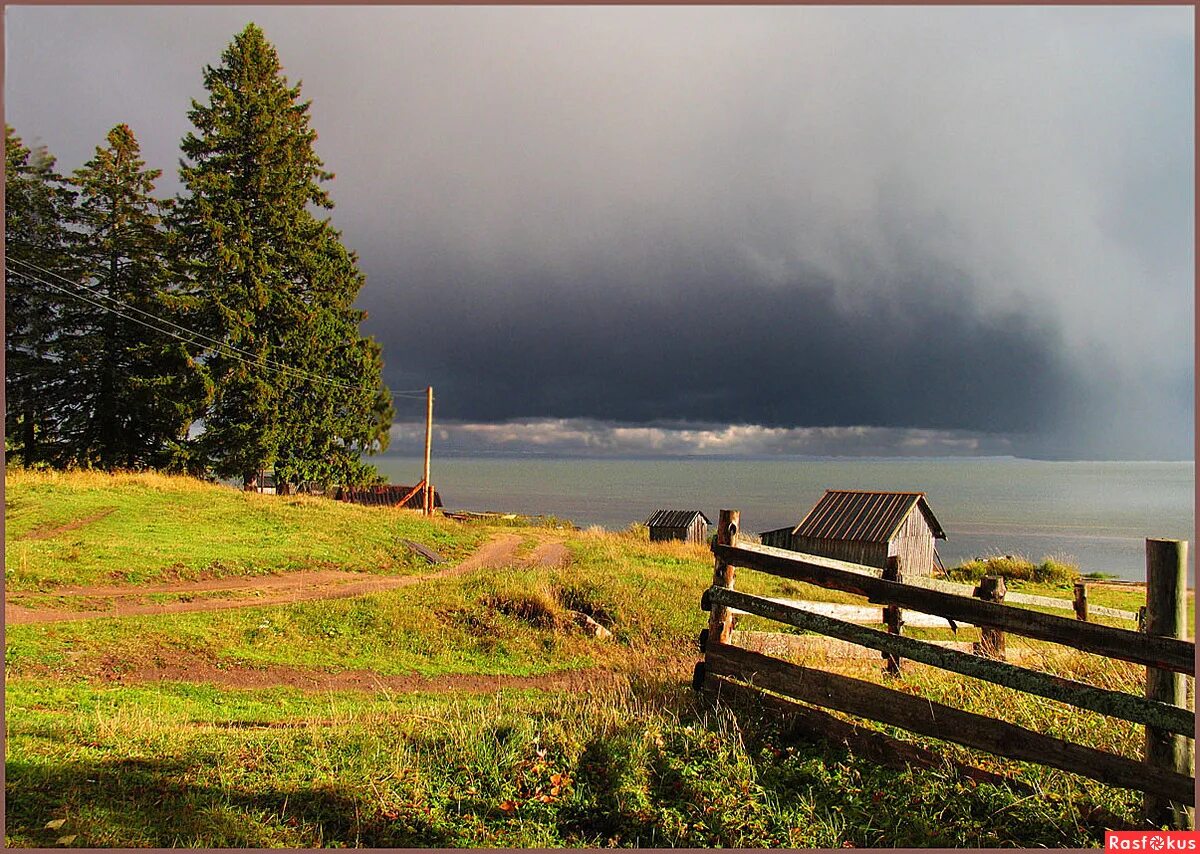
(5, 533), (573, 626)
(527, 540), (571, 568)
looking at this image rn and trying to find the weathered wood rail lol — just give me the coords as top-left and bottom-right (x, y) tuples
(909, 573), (1139, 623)
(707, 586), (1192, 734)
(695, 509), (1196, 820)
(709, 541), (1192, 673)
(737, 534), (1141, 623)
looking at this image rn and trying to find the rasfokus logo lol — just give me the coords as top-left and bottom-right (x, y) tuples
(1107, 832), (1200, 851)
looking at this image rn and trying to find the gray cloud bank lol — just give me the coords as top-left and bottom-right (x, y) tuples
(6, 6), (1194, 459)
(387, 419), (1011, 459)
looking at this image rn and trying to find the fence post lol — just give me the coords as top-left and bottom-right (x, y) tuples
(1143, 538), (1194, 829)
(695, 509), (740, 693)
(882, 556), (903, 675)
(974, 575), (1006, 660)
(708, 510), (740, 647)
(1073, 581), (1088, 622)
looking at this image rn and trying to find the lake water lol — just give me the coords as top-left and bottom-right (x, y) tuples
(375, 456), (1194, 582)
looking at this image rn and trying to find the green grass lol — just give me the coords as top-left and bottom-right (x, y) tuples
(4, 468), (484, 591)
(4, 520), (716, 681)
(4, 534), (717, 681)
(3, 471), (1184, 847)
(5, 675), (1138, 848)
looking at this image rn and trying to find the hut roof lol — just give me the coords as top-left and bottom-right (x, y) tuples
(790, 490), (946, 542)
(644, 509), (711, 528)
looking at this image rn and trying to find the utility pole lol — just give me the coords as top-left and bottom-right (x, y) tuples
(423, 385), (434, 515)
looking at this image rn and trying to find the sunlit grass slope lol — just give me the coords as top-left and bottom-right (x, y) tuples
(4, 468), (485, 591)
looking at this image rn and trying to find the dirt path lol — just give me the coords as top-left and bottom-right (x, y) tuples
(9, 531), (604, 695)
(527, 540), (571, 568)
(20, 507), (117, 540)
(6, 532), (572, 625)
(91, 648), (619, 694)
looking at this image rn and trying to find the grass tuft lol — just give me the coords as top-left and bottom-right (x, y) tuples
(482, 585), (567, 630)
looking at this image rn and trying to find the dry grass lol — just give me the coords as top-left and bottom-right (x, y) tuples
(482, 584), (568, 629)
(6, 465), (222, 494)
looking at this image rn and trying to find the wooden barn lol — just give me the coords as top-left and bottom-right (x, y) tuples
(760, 490), (946, 577)
(645, 509), (711, 544)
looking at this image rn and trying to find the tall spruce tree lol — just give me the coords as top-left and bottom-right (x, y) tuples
(174, 24), (391, 489)
(68, 124), (210, 469)
(272, 279), (394, 490)
(4, 126), (78, 465)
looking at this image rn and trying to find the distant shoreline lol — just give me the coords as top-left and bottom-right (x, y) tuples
(376, 451), (1197, 465)
(374, 456), (1195, 583)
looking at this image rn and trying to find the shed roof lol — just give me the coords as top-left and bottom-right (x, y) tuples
(644, 509), (711, 528)
(791, 490), (946, 542)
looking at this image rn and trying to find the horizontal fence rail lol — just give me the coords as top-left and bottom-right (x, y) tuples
(723, 597), (976, 628)
(908, 575), (1139, 623)
(730, 539), (1138, 621)
(705, 641), (1195, 806)
(706, 586), (1194, 736)
(712, 541), (1194, 674)
(702, 673), (1036, 792)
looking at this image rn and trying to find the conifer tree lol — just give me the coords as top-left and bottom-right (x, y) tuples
(173, 24), (391, 488)
(4, 126), (77, 465)
(68, 124), (210, 469)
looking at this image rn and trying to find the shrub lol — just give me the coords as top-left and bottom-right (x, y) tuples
(1034, 556), (1081, 584)
(948, 554), (1080, 585)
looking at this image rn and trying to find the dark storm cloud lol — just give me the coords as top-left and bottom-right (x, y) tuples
(373, 255), (1076, 436)
(5, 6), (1193, 459)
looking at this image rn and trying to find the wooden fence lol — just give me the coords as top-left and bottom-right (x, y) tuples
(332, 482), (441, 510)
(693, 510), (1196, 826)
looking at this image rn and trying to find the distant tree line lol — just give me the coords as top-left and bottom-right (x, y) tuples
(5, 24), (394, 490)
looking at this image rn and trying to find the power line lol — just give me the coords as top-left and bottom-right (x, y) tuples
(7, 247), (432, 399)
(7, 265), (353, 392)
(6, 262), (427, 400)
(7, 255), (431, 399)
(7, 255), (386, 395)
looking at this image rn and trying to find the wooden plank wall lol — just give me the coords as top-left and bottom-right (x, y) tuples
(889, 510), (936, 577)
(790, 536), (889, 570)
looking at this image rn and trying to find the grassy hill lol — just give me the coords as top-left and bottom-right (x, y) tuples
(3, 470), (1171, 847)
(5, 469), (487, 592)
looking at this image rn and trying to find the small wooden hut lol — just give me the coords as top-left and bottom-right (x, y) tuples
(645, 509), (711, 544)
(760, 490), (946, 577)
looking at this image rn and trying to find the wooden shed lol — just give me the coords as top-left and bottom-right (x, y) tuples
(645, 509), (711, 544)
(760, 490), (946, 577)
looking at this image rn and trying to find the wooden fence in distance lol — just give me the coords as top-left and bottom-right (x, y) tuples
(333, 482), (442, 510)
(694, 509), (1196, 827)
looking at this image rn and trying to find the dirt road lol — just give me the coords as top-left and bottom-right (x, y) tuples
(6, 533), (571, 624)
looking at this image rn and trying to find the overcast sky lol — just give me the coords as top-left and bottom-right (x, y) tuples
(6, 6), (1194, 460)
